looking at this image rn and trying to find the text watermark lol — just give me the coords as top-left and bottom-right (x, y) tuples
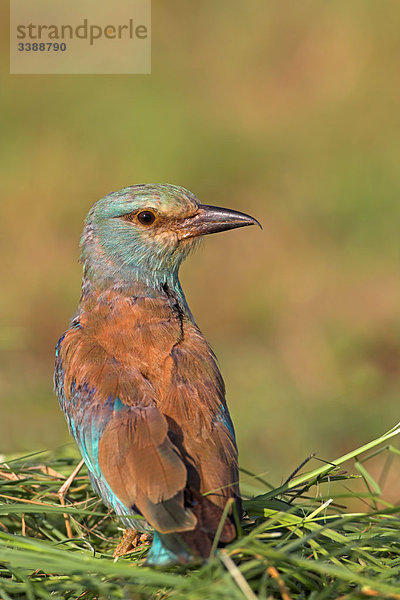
(10, 0), (151, 74)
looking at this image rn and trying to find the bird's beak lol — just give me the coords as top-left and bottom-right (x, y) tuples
(179, 204), (262, 239)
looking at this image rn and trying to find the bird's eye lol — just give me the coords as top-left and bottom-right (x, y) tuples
(137, 210), (156, 226)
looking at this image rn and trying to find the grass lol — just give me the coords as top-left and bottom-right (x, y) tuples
(0, 425), (400, 599)
(2, 6), (400, 597)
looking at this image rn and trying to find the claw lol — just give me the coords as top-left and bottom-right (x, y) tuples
(113, 529), (152, 558)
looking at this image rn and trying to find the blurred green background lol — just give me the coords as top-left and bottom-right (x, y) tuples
(2, 1), (400, 498)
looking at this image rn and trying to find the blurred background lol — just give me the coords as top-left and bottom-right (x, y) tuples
(2, 1), (400, 498)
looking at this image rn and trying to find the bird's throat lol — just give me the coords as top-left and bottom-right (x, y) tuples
(81, 261), (192, 320)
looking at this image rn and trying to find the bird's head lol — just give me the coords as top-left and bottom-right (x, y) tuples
(81, 184), (261, 289)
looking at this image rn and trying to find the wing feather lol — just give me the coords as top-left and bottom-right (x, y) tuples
(55, 308), (196, 534)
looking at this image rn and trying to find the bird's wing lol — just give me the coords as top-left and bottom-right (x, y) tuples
(180, 419), (239, 547)
(55, 323), (196, 534)
(161, 336), (241, 546)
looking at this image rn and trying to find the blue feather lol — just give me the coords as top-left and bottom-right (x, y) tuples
(146, 531), (192, 566)
(216, 403), (236, 440)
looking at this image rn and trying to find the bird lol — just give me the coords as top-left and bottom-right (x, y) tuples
(54, 184), (260, 566)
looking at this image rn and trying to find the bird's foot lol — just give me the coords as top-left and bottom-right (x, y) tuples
(113, 529), (152, 558)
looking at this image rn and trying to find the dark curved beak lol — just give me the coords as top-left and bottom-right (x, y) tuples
(180, 204), (262, 239)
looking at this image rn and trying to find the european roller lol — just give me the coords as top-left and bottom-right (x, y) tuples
(54, 184), (260, 566)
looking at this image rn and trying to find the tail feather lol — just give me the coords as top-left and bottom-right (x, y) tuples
(145, 489), (238, 566)
(146, 531), (194, 566)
